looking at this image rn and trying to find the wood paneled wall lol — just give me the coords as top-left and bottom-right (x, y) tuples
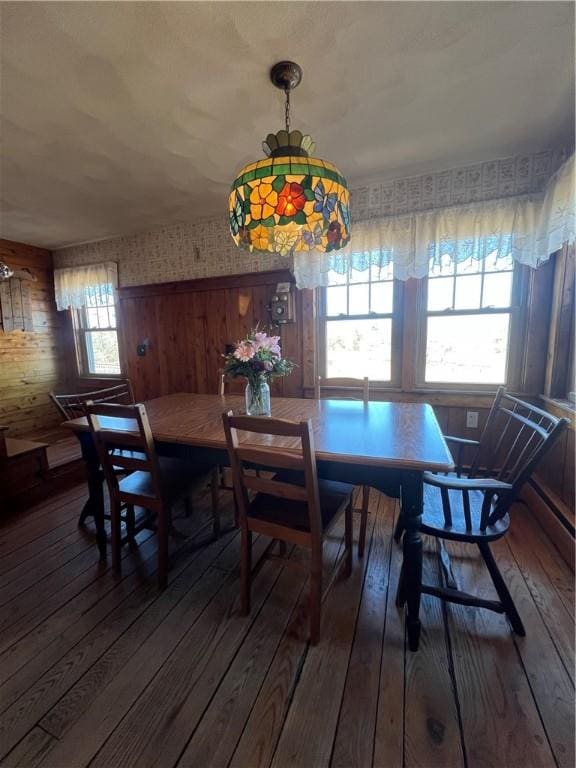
(117, 270), (303, 402)
(0, 239), (71, 437)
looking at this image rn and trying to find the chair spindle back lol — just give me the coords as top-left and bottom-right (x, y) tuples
(466, 387), (568, 523)
(51, 381), (135, 420)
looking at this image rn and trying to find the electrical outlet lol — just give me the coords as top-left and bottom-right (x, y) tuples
(466, 410), (479, 429)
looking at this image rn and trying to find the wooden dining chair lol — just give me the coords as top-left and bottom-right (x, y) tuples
(86, 401), (220, 589)
(314, 376), (370, 403)
(219, 372), (237, 397)
(218, 371), (261, 493)
(396, 387), (569, 635)
(314, 376), (371, 558)
(222, 412), (355, 644)
(50, 380), (135, 420)
(218, 371), (240, 491)
(51, 381), (138, 528)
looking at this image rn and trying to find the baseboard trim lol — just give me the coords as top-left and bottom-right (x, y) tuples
(521, 483), (575, 571)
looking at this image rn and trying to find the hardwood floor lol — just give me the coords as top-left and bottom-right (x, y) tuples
(0, 484), (573, 768)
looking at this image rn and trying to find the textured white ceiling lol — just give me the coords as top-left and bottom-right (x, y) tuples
(0, 1), (574, 249)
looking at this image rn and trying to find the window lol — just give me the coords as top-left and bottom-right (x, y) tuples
(319, 261), (398, 382)
(73, 283), (121, 376)
(315, 249), (528, 390)
(423, 252), (516, 385)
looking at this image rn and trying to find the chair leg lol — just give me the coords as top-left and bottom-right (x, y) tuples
(395, 559), (407, 607)
(344, 501), (353, 577)
(211, 468), (220, 539)
(393, 513), (404, 544)
(240, 527), (252, 615)
(126, 504), (137, 548)
(309, 548), (323, 645)
(478, 542), (525, 636)
(110, 499), (122, 577)
(358, 486), (370, 558)
(157, 505), (169, 590)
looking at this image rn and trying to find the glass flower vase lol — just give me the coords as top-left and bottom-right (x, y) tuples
(245, 380), (271, 416)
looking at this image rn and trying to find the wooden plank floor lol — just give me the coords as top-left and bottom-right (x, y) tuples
(0, 484), (573, 768)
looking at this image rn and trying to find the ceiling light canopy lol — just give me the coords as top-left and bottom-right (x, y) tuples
(229, 61), (350, 257)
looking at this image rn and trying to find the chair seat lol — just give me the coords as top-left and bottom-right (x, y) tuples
(421, 483), (510, 542)
(248, 473), (354, 533)
(118, 457), (210, 504)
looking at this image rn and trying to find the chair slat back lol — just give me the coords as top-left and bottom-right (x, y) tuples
(222, 412), (323, 538)
(51, 381), (135, 420)
(314, 376), (370, 403)
(85, 401), (163, 501)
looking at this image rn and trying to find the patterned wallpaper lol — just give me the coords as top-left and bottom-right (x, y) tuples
(54, 148), (566, 287)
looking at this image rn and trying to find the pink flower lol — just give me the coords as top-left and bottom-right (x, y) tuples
(253, 332), (281, 355)
(233, 341), (255, 361)
(252, 332), (269, 352)
(264, 360), (274, 371)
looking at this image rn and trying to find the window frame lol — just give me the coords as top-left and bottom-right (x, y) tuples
(317, 271), (404, 389)
(413, 261), (529, 392)
(71, 286), (123, 379)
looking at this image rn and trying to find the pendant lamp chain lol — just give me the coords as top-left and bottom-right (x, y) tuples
(284, 87), (291, 133)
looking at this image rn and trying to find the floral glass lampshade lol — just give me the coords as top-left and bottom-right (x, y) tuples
(229, 62), (350, 257)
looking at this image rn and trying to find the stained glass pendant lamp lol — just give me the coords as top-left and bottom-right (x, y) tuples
(229, 61), (350, 256)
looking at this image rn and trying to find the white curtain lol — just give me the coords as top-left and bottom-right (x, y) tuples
(293, 154), (575, 288)
(53, 261), (118, 311)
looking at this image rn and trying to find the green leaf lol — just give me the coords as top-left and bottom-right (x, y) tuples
(272, 176), (285, 193)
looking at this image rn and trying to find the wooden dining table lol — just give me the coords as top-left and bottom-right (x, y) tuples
(63, 392), (454, 651)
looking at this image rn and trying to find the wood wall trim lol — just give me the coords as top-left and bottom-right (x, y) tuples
(531, 475), (575, 534)
(521, 483), (575, 571)
(540, 395), (575, 427)
(117, 269), (294, 299)
(544, 244), (575, 399)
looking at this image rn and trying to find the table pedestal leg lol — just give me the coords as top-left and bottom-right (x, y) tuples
(400, 470), (423, 651)
(88, 467), (106, 559)
(76, 433), (107, 560)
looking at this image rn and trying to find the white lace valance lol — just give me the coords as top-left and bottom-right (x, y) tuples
(53, 261), (118, 311)
(533, 152), (575, 259)
(293, 154), (575, 288)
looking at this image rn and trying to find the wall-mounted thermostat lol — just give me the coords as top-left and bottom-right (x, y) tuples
(270, 282), (295, 324)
